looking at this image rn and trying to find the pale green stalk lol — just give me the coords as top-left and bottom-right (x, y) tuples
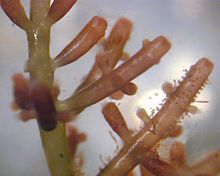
(26, 1), (74, 175)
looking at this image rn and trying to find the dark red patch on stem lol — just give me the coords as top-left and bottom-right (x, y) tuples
(30, 81), (57, 131)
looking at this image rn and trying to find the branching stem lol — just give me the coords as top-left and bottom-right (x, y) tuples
(27, 1), (74, 176)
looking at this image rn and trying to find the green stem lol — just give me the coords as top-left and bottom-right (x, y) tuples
(40, 123), (74, 176)
(28, 1), (53, 85)
(30, 0), (50, 23)
(27, 1), (75, 176)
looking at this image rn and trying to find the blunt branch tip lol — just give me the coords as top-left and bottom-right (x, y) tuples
(198, 58), (214, 70)
(154, 36), (171, 50)
(92, 16), (108, 26)
(117, 18), (133, 28)
(148, 36), (171, 62)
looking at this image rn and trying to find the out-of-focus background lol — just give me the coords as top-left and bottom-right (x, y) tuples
(0, 0), (220, 175)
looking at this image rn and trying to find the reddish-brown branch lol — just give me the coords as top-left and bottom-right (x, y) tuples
(139, 152), (180, 176)
(110, 90), (124, 100)
(104, 18), (133, 68)
(102, 103), (182, 176)
(59, 36), (171, 111)
(98, 58), (213, 176)
(102, 100), (220, 176)
(121, 82), (137, 95)
(1, 0), (30, 30)
(102, 102), (131, 142)
(76, 18), (133, 91)
(55, 16), (107, 67)
(136, 108), (151, 125)
(48, 0), (77, 24)
(95, 52), (138, 96)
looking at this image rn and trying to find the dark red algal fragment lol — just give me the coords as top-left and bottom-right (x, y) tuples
(12, 73), (32, 109)
(67, 125), (87, 156)
(30, 81), (57, 131)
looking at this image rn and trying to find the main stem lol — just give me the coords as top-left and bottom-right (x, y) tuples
(26, 1), (74, 176)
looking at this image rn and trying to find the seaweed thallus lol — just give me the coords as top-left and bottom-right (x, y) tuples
(1, 1), (219, 176)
